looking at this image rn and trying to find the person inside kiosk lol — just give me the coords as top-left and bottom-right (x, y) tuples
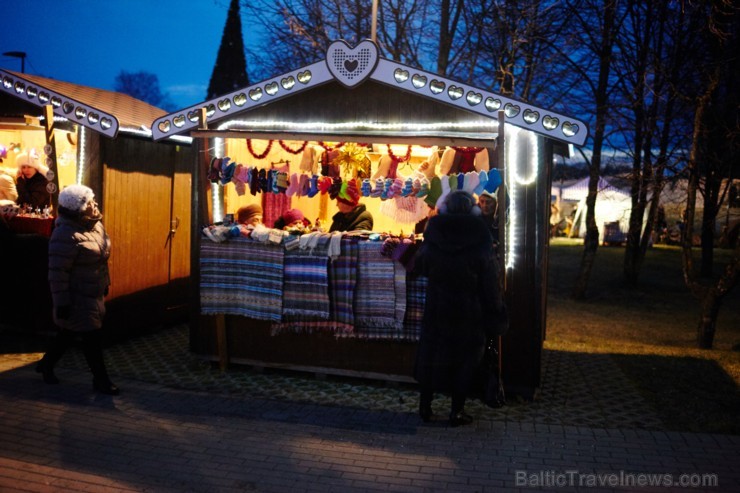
(15, 151), (51, 211)
(329, 179), (373, 232)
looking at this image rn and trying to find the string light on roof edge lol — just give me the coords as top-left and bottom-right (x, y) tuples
(216, 119), (499, 133)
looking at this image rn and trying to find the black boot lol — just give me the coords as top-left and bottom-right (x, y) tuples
(83, 331), (120, 396)
(419, 389), (434, 422)
(35, 329), (75, 385)
(93, 378), (120, 396)
(35, 357), (60, 384)
(449, 393), (473, 427)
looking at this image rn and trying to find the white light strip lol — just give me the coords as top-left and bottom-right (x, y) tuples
(77, 126), (86, 185)
(216, 119), (498, 133)
(211, 137), (225, 223)
(505, 126), (539, 270)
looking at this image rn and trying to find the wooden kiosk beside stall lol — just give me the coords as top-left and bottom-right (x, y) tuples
(0, 70), (194, 337)
(151, 40), (588, 398)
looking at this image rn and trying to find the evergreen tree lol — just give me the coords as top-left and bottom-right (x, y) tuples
(207, 0), (249, 99)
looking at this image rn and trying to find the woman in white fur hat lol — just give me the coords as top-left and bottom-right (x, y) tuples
(36, 184), (119, 395)
(15, 151), (51, 209)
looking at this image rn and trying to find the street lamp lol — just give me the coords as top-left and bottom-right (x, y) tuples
(3, 51), (27, 73)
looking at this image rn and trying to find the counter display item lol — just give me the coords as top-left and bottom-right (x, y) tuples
(200, 234), (424, 341)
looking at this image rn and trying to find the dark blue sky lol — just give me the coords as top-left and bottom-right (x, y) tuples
(1, 0), (246, 110)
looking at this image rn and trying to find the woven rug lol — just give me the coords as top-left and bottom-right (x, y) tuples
(200, 237), (284, 321)
(354, 240), (403, 337)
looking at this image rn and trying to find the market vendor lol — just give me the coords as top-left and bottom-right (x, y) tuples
(236, 204), (263, 227)
(15, 151), (51, 210)
(329, 179), (373, 232)
(274, 208), (310, 230)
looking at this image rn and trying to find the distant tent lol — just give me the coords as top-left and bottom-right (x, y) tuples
(558, 177), (633, 242)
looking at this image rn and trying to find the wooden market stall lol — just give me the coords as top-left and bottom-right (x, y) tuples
(0, 69), (194, 338)
(151, 40), (588, 398)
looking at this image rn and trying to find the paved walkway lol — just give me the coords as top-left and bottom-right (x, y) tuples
(1, 325), (738, 492)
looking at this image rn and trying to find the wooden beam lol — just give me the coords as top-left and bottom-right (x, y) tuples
(42, 105), (60, 211)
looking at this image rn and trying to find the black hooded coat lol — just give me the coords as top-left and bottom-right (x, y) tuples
(413, 213), (506, 393)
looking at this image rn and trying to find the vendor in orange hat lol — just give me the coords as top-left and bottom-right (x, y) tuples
(329, 179), (373, 232)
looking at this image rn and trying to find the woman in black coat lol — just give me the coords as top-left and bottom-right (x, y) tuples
(414, 190), (506, 426)
(36, 184), (119, 395)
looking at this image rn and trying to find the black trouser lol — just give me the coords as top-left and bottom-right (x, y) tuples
(41, 329), (110, 382)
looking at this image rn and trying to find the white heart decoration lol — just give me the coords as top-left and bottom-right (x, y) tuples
(325, 39), (379, 88)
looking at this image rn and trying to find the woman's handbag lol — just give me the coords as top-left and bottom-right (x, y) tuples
(474, 336), (506, 408)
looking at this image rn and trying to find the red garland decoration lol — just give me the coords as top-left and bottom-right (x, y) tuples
(387, 144), (412, 162)
(246, 139), (274, 159)
(451, 146), (484, 154)
(317, 141), (345, 151)
(278, 140), (308, 154)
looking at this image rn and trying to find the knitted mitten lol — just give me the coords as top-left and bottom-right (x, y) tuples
(361, 179), (372, 197)
(317, 176), (333, 194)
(448, 173), (458, 191)
(329, 177), (343, 199)
(276, 171), (289, 194)
(416, 178), (430, 198)
(297, 174), (310, 197)
(474, 170), (488, 195)
(463, 171), (480, 194)
(307, 174), (320, 198)
(424, 176), (441, 206)
(249, 168), (260, 195)
(485, 169), (502, 193)
(436, 175), (451, 208)
(257, 168), (268, 193)
(286, 173), (299, 196)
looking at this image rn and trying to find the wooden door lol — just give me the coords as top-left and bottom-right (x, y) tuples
(101, 137), (192, 332)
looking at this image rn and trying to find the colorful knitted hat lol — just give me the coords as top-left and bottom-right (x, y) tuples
(337, 178), (360, 206)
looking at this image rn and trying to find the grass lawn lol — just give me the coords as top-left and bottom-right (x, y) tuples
(545, 238), (740, 433)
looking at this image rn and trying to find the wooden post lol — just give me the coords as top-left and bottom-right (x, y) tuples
(43, 105), (60, 211)
(194, 107), (228, 371)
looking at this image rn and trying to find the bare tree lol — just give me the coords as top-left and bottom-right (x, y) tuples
(680, 0), (739, 348)
(554, 0), (624, 299)
(614, 1), (697, 285)
(113, 71), (175, 111)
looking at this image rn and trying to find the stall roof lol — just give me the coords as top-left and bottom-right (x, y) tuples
(1, 69), (168, 139)
(152, 40), (589, 147)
